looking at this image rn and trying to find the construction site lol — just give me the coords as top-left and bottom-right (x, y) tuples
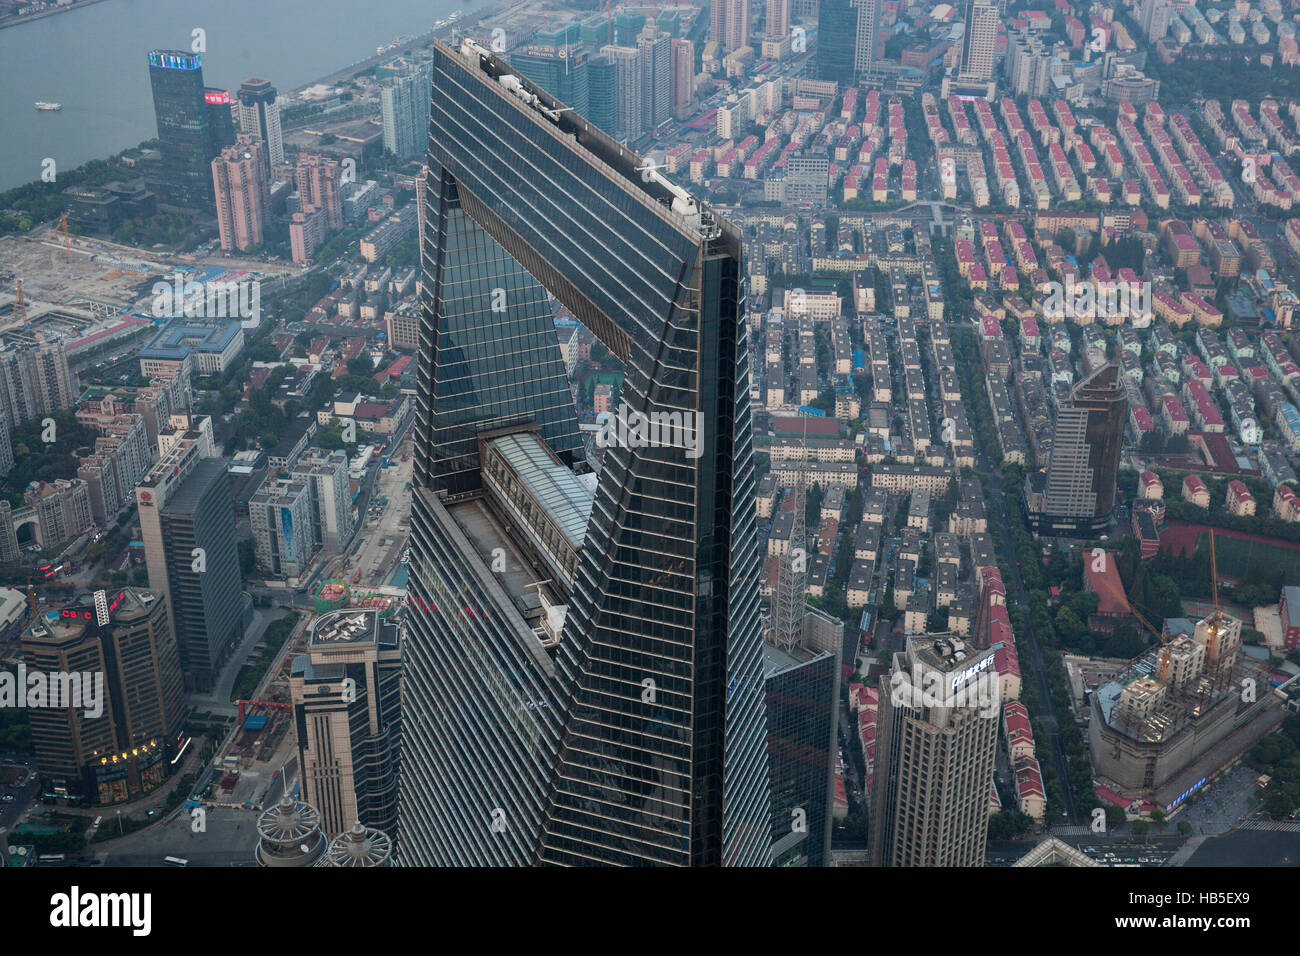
(1087, 534), (1294, 813)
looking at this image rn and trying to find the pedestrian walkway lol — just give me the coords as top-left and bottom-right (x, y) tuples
(1165, 836), (1206, 867)
(1050, 825), (1091, 836)
(1240, 819), (1300, 832)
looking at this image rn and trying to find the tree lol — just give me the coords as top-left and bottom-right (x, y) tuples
(1130, 819), (1150, 837)
(1054, 605), (1086, 647)
(1104, 624), (1145, 659)
(1177, 820), (1192, 836)
(347, 355), (375, 377)
(987, 810), (1034, 841)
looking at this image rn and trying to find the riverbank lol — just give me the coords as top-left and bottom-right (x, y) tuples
(288, 1), (501, 95)
(0, 0), (113, 32)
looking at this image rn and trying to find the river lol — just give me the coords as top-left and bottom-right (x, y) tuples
(0, 0), (472, 191)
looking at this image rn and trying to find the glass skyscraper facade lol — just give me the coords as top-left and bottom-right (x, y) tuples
(510, 46), (590, 119)
(764, 642), (839, 867)
(147, 50), (220, 209)
(399, 39), (772, 866)
(817, 0), (858, 83)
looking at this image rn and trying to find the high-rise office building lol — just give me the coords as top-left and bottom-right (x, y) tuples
(136, 430), (243, 693)
(670, 38), (695, 118)
(290, 608), (402, 837)
(295, 153), (344, 233)
(249, 476), (313, 579)
(711, 0), (752, 53)
(960, 0), (999, 81)
(147, 50), (221, 208)
(766, 0), (790, 38)
(601, 44), (646, 141)
(586, 54), (619, 136)
(511, 44), (590, 117)
(379, 58), (434, 160)
(290, 447), (355, 552)
(817, 0), (857, 83)
(204, 88), (237, 150)
(415, 163), (428, 260)
(212, 134), (268, 252)
(21, 588), (183, 804)
(1138, 0), (1171, 42)
(400, 38), (772, 866)
(638, 26), (673, 131)
(853, 0), (879, 77)
(0, 417), (13, 477)
(871, 635), (999, 867)
(0, 341), (78, 432)
(237, 77), (284, 168)
(1030, 363), (1127, 536)
(75, 410), (153, 523)
(764, 606), (840, 867)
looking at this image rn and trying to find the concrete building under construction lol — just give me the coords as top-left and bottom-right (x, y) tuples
(1088, 611), (1283, 812)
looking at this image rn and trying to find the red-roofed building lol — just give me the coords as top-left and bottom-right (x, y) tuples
(1014, 756), (1046, 821)
(1276, 484), (1300, 522)
(1225, 479), (1255, 517)
(1083, 553), (1134, 632)
(1003, 701), (1036, 760)
(1182, 474), (1209, 507)
(1139, 470), (1163, 499)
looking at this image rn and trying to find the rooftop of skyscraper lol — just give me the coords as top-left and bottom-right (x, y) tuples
(156, 456), (226, 513)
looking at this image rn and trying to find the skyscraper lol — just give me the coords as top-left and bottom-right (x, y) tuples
(960, 0), (999, 81)
(511, 44), (590, 117)
(400, 38), (772, 866)
(764, 605), (841, 867)
(871, 635), (999, 867)
(212, 134), (268, 252)
(290, 608), (402, 837)
(295, 153), (344, 232)
(670, 38), (696, 119)
(853, 0), (879, 77)
(766, 0), (791, 38)
(638, 25), (673, 131)
(147, 50), (220, 208)
(21, 588), (183, 804)
(379, 58), (434, 160)
(771, 474), (807, 652)
(290, 447), (356, 552)
(1138, 0), (1171, 41)
(136, 432), (243, 693)
(237, 77), (284, 168)
(0, 341), (78, 431)
(587, 55), (618, 136)
(817, 0), (858, 83)
(249, 476), (313, 579)
(204, 88), (237, 150)
(601, 44), (646, 141)
(711, 0), (752, 54)
(1031, 363), (1128, 536)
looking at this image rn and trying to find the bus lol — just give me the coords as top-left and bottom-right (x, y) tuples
(163, 856), (188, 867)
